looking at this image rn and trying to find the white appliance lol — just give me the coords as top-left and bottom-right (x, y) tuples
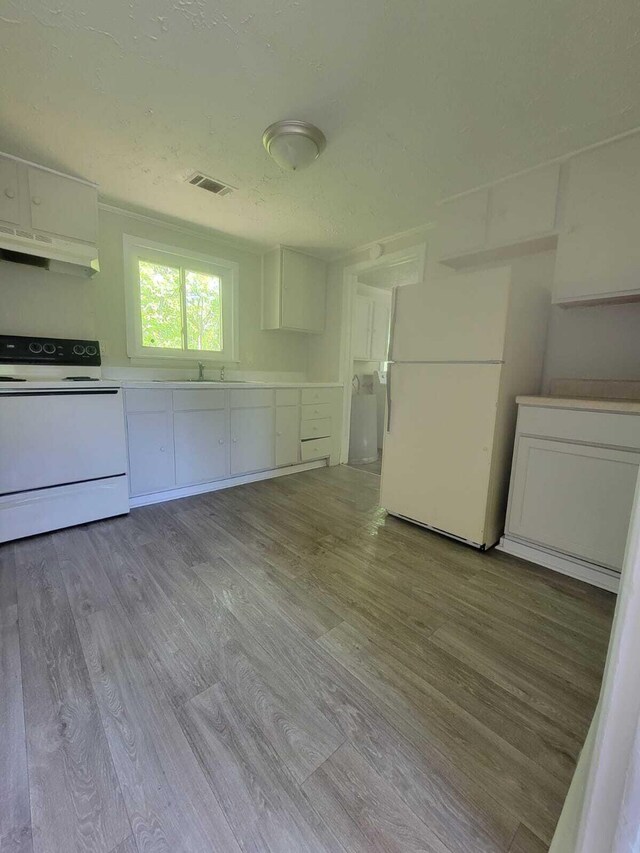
(0, 335), (129, 542)
(380, 258), (552, 549)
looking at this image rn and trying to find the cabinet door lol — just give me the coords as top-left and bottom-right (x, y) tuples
(0, 157), (21, 227)
(230, 406), (275, 475)
(370, 300), (390, 361)
(281, 248), (326, 332)
(174, 409), (228, 486)
(488, 164), (559, 246)
(352, 295), (373, 360)
(438, 189), (488, 258)
(554, 136), (640, 304)
(276, 406), (299, 467)
(126, 411), (175, 496)
(507, 436), (640, 570)
(27, 167), (98, 244)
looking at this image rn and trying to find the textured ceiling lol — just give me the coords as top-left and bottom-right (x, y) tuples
(1, 0), (639, 255)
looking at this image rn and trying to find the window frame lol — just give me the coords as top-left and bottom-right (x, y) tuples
(123, 234), (239, 362)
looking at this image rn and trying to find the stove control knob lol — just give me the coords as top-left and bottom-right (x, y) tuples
(28, 342), (43, 354)
(43, 343), (56, 354)
(85, 345), (97, 356)
(73, 344), (86, 355)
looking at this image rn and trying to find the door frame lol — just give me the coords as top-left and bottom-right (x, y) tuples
(338, 243), (426, 463)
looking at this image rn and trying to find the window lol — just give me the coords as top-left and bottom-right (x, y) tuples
(124, 235), (238, 361)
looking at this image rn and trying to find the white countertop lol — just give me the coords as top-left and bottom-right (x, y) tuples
(120, 380), (342, 389)
(0, 379), (121, 390)
(517, 395), (640, 414)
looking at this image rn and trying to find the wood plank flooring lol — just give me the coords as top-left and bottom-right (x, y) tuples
(0, 465), (615, 852)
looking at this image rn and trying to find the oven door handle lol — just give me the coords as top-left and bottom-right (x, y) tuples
(0, 389), (119, 398)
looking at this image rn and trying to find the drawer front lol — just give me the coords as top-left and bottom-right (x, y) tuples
(301, 388), (334, 406)
(301, 418), (331, 440)
(172, 389), (226, 411)
(301, 437), (332, 462)
(125, 389), (171, 413)
(302, 402), (331, 421)
(517, 405), (640, 450)
(230, 388), (274, 409)
(276, 388), (300, 407)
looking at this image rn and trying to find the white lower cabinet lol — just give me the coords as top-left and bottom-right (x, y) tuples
(126, 411), (175, 496)
(174, 409), (228, 486)
(230, 406), (275, 475)
(276, 406), (300, 467)
(502, 400), (640, 589)
(508, 436), (639, 570)
(125, 384), (340, 501)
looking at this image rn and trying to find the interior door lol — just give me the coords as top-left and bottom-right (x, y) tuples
(380, 362), (502, 546)
(390, 267), (510, 362)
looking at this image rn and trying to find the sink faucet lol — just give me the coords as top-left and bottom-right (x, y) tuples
(220, 364), (225, 381)
(197, 361), (205, 381)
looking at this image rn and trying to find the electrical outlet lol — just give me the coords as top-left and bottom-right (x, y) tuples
(99, 340), (109, 358)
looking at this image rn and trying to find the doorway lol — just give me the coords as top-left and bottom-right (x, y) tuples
(340, 243), (427, 478)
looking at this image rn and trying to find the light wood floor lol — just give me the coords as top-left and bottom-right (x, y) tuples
(1, 465), (615, 853)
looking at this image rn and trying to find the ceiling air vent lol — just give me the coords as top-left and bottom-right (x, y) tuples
(187, 172), (235, 197)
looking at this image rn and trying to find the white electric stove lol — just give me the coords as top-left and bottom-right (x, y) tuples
(0, 334), (129, 543)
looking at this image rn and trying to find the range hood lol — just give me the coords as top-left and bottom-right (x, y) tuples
(0, 226), (99, 277)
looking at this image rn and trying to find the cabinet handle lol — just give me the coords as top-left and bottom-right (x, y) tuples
(32, 196), (42, 206)
(218, 438), (224, 445)
(4, 188), (15, 199)
(232, 437), (238, 443)
(159, 446), (166, 452)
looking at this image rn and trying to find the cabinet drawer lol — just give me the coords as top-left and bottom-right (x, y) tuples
(125, 389), (171, 413)
(301, 388), (333, 406)
(172, 389), (226, 411)
(301, 437), (332, 462)
(230, 388), (274, 408)
(276, 388), (300, 406)
(517, 405), (640, 450)
(301, 418), (331, 440)
(302, 403), (331, 421)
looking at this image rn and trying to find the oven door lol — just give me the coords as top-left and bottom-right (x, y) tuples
(0, 387), (127, 494)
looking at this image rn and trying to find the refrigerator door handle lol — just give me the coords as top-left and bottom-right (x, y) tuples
(387, 285), (399, 362)
(386, 362), (392, 432)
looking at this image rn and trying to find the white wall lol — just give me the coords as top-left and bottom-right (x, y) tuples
(542, 302), (640, 390)
(0, 206), (310, 377)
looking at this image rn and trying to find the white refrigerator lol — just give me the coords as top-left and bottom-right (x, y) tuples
(380, 259), (552, 549)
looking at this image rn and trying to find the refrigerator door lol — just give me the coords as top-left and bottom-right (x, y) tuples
(390, 267), (511, 363)
(380, 362), (502, 546)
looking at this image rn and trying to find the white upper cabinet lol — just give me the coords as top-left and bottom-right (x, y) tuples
(0, 158), (21, 227)
(370, 300), (390, 361)
(553, 135), (640, 305)
(352, 290), (391, 362)
(0, 153), (98, 245)
(487, 164), (559, 246)
(262, 246), (327, 333)
(27, 167), (98, 244)
(437, 165), (560, 268)
(352, 295), (373, 360)
(438, 189), (489, 258)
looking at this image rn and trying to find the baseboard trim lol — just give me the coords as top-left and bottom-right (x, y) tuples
(130, 460), (327, 508)
(497, 536), (620, 593)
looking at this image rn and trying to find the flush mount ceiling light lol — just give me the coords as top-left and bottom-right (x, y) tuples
(262, 120), (326, 171)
